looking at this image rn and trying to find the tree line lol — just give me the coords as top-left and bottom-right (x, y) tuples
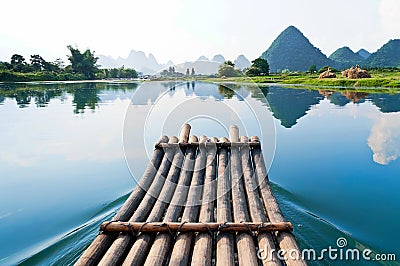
(0, 46), (138, 82)
(218, 58), (270, 77)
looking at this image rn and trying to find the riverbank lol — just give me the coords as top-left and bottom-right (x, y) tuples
(2, 69), (400, 93)
(201, 70), (400, 88)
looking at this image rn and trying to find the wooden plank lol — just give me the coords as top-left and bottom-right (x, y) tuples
(240, 136), (280, 266)
(191, 137), (218, 266)
(229, 126), (259, 265)
(121, 129), (192, 266)
(168, 136), (208, 266)
(250, 136), (307, 266)
(98, 135), (182, 266)
(216, 137), (235, 266)
(100, 222), (293, 233)
(141, 135), (198, 266)
(74, 135), (169, 266)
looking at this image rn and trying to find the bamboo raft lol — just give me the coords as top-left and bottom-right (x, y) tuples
(75, 124), (307, 266)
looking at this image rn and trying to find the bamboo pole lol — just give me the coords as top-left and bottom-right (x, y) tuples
(100, 222), (293, 233)
(191, 137), (218, 266)
(250, 136), (307, 266)
(240, 136), (280, 266)
(156, 142), (261, 149)
(98, 135), (181, 266)
(229, 126), (259, 265)
(168, 136), (208, 266)
(74, 135), (169, 266)
(121, 125), (192, 266)
(140, 135), (198, 266)
(216, 137), (235, 266)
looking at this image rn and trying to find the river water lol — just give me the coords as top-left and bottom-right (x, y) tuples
(0, 81), (399, 265)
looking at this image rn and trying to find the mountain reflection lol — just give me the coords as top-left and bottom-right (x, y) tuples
(261, 87), (324, 128)
(1, 82), (400, 127)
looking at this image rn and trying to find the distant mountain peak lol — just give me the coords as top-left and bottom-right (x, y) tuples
(261, 25), (331, 72)
(97, 50), (171, 74)
(357, 49), (371, 59)
(234, 54), (251, 70)
(329, 46), (363, 69)
(284, 25), (302, 33)
(212, 54), (226, 63)
(197, 55), (209, 61)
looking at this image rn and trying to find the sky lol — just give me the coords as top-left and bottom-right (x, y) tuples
(1, 0), (400, 64)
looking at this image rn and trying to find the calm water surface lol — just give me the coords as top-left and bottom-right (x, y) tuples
(0, 82), (399, 265)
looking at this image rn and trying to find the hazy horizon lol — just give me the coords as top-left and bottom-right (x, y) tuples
(1, 0), (399, 65)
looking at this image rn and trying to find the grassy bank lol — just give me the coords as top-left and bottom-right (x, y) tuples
(202, 70), (400, 88)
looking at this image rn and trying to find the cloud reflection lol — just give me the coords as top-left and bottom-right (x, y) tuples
(368, 113), (400, 165)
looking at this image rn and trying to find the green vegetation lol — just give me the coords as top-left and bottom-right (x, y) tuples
(218, 61), (242, 77)
(0, 82), (139, 112)
(261, 26), (332, 72)
(364, 40), (400, 68)
(204, 68), (400, 88)
(0, 46), (138, 82)
(67, 45), (98, 79)
(329, 47), (364, 69)
(308, 64), (317, 73)
(259, 25), (400, 73)
(160, 66), (185, 77)
(245, 58), (269, 76)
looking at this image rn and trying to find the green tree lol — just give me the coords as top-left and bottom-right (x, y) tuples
(120, 68), (138, 78)
(224, 60), (235, 67)
(11, 54), (27, 72)
(308, 64), (317, 73)
(191, 68), (195, 76)
(218, 61), (242, 77)
(43, 61), (60, 72)
(30, 54), (47, 71)
(67, 45), (98, 79)
(54, 58), (65, 69)
(0, 61), (12, 71)
(186, 68), (190, 75)
(245, 58), (269, 76)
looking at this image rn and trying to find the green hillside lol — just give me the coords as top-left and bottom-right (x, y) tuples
(329, 47), (364, 69)
(365, 39), (400, 68)
(261, 26), (332, 73)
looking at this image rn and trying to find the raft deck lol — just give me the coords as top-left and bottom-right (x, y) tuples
(75, 124), (307, 266)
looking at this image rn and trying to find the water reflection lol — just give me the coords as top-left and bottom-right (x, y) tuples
(1, 82), (400, 265)
(368, 113), (400, 165)
(261, 87), (324, 128)
(1, 82), (400, 167)
(0, 82), (139, 112)
(316, 89), (400, 113)
(319, 90), (369, 105)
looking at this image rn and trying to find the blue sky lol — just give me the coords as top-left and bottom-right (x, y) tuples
(0, 0), (399, 64)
